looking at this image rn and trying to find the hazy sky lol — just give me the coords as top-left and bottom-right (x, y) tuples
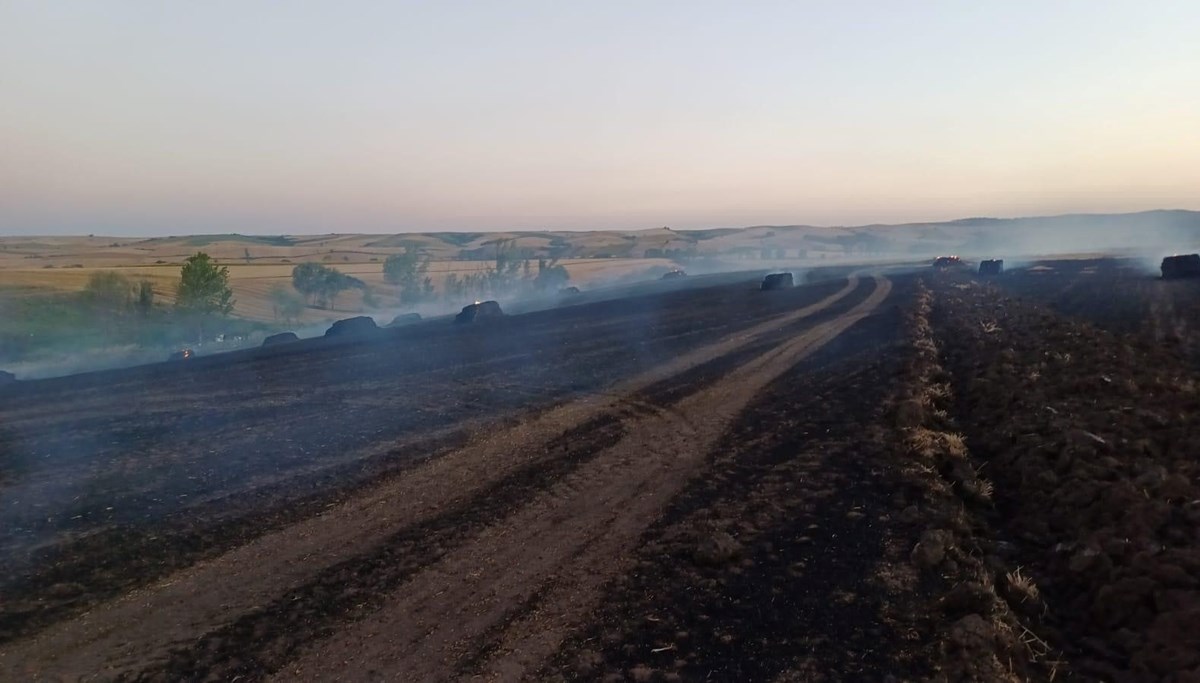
(2, 1), (1198, 235)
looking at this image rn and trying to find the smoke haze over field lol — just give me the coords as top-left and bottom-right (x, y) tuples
(2, 3), (1199, 236)
(877, 210), (1200, 261)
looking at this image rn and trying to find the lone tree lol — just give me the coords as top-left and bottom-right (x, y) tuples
(534, 258), (570, 291)
(319, 269), (365, 309)
(176, 252), (234, 339)
(269, 284), (305, 324)
(82, 271), (134, 312)
(382, 247), (430, 305)
(134, 280), (155, 316)
(291, 262), (364, 309)
(81, 270), (135, 338)
(291, 262), (326, 305)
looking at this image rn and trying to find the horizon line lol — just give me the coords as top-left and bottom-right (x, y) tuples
(4, 208), (1199, 241)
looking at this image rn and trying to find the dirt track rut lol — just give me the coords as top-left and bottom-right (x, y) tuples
(0, 276), (884, 681)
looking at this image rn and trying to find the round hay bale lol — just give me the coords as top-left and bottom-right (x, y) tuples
(387, 313), (422, 327)
(761, 272), (794, 290)
(455, 301), (504, 324)
(262, 331), (299, 347)
(1161, 253), (1200, 279)
(324, 316), (379, 338)
(978, 259), (1005, 275)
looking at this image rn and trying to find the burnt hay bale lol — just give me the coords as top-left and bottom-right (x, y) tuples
(324, 316), (379, 338)
(761, 272), (794, 290)
(1161, 253), (1200, 279)
(387, 313), (422, 327)
(262, 331), (299, 347)
(978, 259), (1005, 276)
(932, 256), (963, 269)
(455, 300), (504, 323)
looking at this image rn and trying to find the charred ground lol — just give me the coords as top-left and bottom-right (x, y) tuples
(0, 260), (1195, 681)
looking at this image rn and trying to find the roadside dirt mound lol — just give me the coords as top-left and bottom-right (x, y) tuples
(324, 316), (379, 338)
(262, 332), (299, 347)
(931, 278), (1200, 681)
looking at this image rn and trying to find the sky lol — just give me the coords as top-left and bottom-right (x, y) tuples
(1, 1), (1198, 236)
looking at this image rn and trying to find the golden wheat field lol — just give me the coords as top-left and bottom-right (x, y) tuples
(0, 234), (689, 323)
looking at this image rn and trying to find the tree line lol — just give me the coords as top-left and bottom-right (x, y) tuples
(80, 244), (576, 333)
(82, 252), (234, 321)
(21, 252), (241, 354)
(270, 241), (572, 323)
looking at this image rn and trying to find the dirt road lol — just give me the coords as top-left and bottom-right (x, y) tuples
(277, 277), (891, 681)
(0, 274), (898, 681)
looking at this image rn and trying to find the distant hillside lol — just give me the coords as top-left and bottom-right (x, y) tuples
(3, 210), (1198, 266)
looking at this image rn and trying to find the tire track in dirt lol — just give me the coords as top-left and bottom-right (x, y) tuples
(274, 275), (893, 682)
(0, 277), (850, 596)
(548, 293), (925, 681)
(0, 277), (865, 682)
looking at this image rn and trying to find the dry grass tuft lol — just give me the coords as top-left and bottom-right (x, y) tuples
(906, 428), (940, 459)
(927, 383), (952, 400)
(1005, 567), (1040, 604)
(942, 432), (968, 458)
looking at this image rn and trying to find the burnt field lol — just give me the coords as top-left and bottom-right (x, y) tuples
(1, 260), (1198, 681)
(909, 262), (1200, 682)
(992, 257), (1200, 366)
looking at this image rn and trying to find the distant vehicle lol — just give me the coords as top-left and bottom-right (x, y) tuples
(932, 256), (964, 269)
(761, 272), (794, 290)
(661, 269), (687, 280)
(456, 300), (505, 323)
(1161, 254), (1200, 279)
(324, 316), (379, 338)
(262, 331), (299, 347)
(167, 349), (194, 361)
(386, 313), (422, 327)
(978, 259), (1004, 275)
